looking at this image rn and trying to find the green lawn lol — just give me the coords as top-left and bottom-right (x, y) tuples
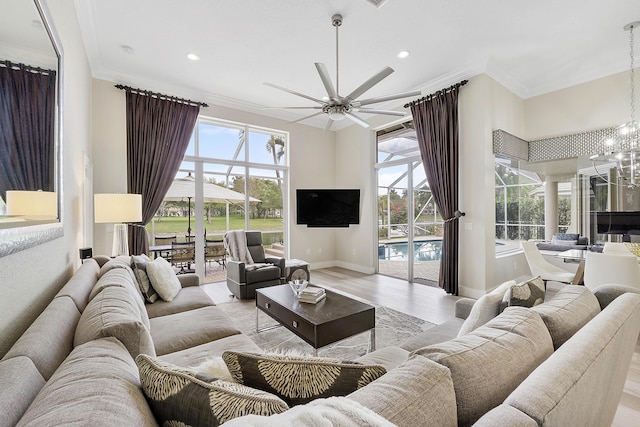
(146, 215), (283, 238)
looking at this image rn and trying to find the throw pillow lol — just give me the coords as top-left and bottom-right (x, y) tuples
(501, 276), (545, 310)
(623, 242), (640, 257)
(135, 354), (288, 427)
(146, 257), (181, 302)
(131, 254), (158, 303)
(222, 351), (386, 406)
(457, 280), (516, 337)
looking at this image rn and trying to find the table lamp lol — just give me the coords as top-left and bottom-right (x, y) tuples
(6, 190), (58, 219)
(94, 193), (142, 257)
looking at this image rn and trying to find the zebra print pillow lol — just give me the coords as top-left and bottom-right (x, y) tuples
(222, 351), (387, 406)
(135, 354), (288, 426)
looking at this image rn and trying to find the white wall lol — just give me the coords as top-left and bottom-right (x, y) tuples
(0, 0), (93, 357)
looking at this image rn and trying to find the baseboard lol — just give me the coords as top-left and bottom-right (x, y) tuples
(308, 260), (375, 275)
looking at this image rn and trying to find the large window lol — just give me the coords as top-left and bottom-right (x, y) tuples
(147, 117), (288, 281)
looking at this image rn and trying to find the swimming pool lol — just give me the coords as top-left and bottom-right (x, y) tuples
(379, 239), (505, 261)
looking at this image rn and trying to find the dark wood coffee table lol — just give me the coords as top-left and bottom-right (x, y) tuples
(256, 285), (375, 356)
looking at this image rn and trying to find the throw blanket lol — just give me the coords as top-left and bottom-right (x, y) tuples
(224, 230), (254, 264)
(222, 396), (396, 427)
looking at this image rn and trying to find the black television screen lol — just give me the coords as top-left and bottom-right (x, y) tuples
(296, 189), (360, 228)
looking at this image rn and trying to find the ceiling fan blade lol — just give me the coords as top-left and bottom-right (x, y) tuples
(346, 66), (394, 101)
(264, 82), (325, 104)
(291, 111), (325, 124)
(357, 90), (422, 106)
(315, 63), (338, 100)
(357, 108), (406, 117)
(260, 106), (323, 110)
(345, 112), (370, 128)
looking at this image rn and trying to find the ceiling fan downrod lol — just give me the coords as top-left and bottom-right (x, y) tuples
(332, 14), (342, 96)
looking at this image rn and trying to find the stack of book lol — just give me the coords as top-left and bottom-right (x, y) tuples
(298, 286), (326, 304)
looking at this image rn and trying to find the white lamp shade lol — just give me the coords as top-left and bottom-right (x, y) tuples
(94, 193), (142, 223)
(6, 190), (57, 218)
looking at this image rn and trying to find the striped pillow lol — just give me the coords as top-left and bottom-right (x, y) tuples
(222, 351), (386, 406)
(135, 354), (288, 426)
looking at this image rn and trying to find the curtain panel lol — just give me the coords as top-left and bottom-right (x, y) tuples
(125, 91), (200, 255)
(409, 84), (463, 295)
(0, 62), (56, 201)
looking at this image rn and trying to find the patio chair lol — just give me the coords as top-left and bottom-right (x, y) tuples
(205, 239), (226, 268)
(225, 230), (284, 299)
(171, 241), (196, 274)
(155, 235), (177, 245)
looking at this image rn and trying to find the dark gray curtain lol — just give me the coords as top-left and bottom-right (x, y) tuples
(0, 61), (56, 201)
(125, 90), (200, 255)
(409, 82), (464, 295)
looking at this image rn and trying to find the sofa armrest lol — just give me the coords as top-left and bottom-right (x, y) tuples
(227, 259), (246, 283)
(454, 297), (476, 319)
(593, 284), (640, 310)
(265, 256), (285, 272)
(177, 273), (199, 288)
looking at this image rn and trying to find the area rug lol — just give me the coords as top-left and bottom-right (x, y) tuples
(216, 298), (435, 361)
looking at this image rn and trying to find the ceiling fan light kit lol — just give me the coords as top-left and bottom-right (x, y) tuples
(264, 13), (420, 129)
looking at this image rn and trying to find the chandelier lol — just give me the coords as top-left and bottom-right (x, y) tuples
(590, 21), (640, 188)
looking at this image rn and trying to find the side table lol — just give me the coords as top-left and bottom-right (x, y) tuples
(283, 258), (310, 282)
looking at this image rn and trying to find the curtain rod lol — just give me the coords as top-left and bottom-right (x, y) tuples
(404, 80), (468, 108)
(114, 84), (208, 108)
(0, 59), (56, 76)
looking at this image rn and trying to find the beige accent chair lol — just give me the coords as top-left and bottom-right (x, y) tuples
(521, 241), (576, 286)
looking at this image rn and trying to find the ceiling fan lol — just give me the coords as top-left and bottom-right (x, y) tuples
(264, 13), (421, 130)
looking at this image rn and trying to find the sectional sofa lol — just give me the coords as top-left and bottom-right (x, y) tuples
(1, 255), (639, 426)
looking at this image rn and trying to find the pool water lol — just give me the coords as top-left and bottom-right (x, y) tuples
(379, 239), (504, 261)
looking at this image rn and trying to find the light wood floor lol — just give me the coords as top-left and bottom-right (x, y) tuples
(203, 267), (640, 426)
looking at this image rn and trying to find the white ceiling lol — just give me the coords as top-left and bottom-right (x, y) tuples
(23, 0), (640, 129)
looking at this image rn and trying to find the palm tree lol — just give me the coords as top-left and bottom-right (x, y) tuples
(266, 136), (285, 193)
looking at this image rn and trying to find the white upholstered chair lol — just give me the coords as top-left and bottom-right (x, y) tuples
(583, 251), (640, 290)
(603, 242), (635, 256)
(520, 241), (576, 286)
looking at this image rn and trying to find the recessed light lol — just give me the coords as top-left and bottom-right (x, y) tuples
(187, 53), (200, 61)
(31, 20), (43, 30)
(121, 45), (135, 55)
(397, 50), (410, 59)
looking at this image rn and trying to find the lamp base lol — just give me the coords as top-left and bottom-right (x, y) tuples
(112, 223), (129, 257)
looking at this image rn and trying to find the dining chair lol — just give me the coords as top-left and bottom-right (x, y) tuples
(170, 241), (196, 274)
(603, 242), (635, 256)
(521, 241), (576, 286)
(583, 251), (640, 290)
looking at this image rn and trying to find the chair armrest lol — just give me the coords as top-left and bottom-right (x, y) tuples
(227, 259), (246, 283)
(454, 297), (476, 319)
(265, 256), (285, 272)
(178, 273), (199, 288)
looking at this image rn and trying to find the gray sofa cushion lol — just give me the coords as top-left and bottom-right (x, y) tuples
(495, 292), (640, 427)
(0, 356), (45, 427)
(75, 286), (155, 358)
(399, 317), (464, 352)
(131, 254), (158, 303)
(354, 346), (411, 371)
(17, 338), (157, 427)
(2, 296), (80, 380)
(149, 306), (242, 356)
(159, 334), (262, 368)
(413, 307), (554, 426)
(145, 285), (215, 319)
(531, 285), (601, 349)
(348, 354), (457, 427)
(54, 259), (100, 312)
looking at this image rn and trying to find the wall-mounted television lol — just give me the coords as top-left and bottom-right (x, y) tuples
(296, 189), (360, 228)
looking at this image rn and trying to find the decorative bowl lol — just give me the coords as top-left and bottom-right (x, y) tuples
(288, 279), (308, 296)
